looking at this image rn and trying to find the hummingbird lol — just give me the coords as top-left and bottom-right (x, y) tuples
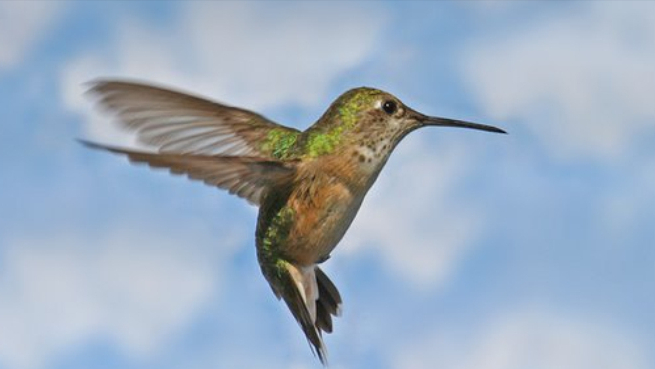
(81, 80), (505, 365)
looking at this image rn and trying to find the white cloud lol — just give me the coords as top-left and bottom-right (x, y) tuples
(461, 2), (655, 161)
(0, 2), (64, 70)
(180, 2), (386, 109)
(61, 2), (387, 145)
(342, 137), (483, 288)
(394, 308), (649, 369)
(0, 225), (223, 369)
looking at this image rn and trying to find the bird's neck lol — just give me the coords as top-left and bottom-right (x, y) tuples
(299, 140), (393, 197)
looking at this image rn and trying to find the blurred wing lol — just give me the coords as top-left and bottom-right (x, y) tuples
(88, 80), (300, 157)
(81, 141), (296, 205)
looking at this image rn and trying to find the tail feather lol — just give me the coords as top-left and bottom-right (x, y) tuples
(314, 267), (342, 333)
(315, 299), (335, 334)
(271, 263), (342, 365)
(316, 267), (342, 317)
(277, 263), (327, 364)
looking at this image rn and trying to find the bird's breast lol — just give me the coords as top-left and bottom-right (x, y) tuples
(257, 153), (381, 267)
(280, 174), (364, 265)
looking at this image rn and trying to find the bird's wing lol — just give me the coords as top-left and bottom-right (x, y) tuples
(87, 80), (301, 158)
(80, 141), (296, 206)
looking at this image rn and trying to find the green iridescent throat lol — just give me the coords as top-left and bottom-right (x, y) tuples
(305, 89), (382, 158)
(261, 89), (382, 159)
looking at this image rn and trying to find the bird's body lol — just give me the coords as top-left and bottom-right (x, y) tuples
(83, 81), (504, 364)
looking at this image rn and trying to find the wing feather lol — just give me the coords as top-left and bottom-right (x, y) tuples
(80, 140), (296, 205)
(87, 80), (300, 157)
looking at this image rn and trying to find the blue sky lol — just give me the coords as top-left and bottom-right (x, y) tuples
(1, 1), (654, 368)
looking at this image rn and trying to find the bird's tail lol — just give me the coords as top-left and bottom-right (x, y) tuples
(267, 261), (342, 365)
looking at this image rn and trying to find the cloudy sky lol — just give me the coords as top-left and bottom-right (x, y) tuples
(1, 1), (654, 369)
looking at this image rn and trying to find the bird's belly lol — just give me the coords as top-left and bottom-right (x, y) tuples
(284, 183), (364, 265)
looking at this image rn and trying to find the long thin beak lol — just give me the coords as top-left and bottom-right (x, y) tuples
(420, 115), (506, 134)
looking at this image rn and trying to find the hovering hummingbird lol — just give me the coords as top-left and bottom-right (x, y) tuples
(81, 81), (505, 364)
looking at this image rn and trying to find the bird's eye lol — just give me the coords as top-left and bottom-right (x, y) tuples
(382, 100), (397, 115)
